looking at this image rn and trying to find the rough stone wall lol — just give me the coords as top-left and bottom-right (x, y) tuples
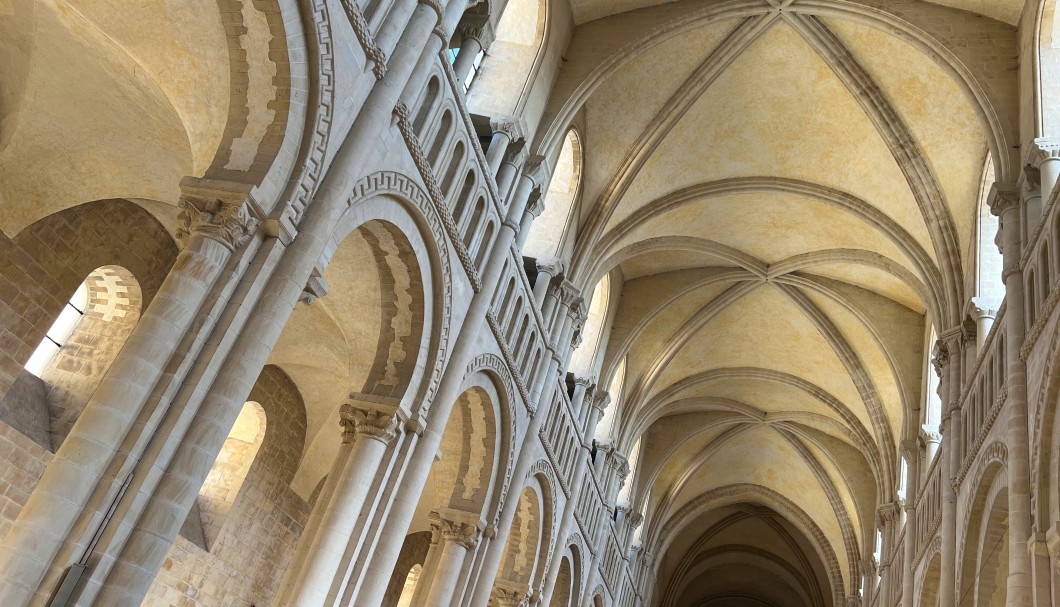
(381, 532), (432, 607)
(144, 365), (308, 607)
(0, 199), (176, 405)
(0, 370), (49, 451)
(0, 420), (52, 540)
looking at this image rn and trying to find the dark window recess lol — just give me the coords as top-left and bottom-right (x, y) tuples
(522, 256), (539, 288)
(565, 372), (577, 399)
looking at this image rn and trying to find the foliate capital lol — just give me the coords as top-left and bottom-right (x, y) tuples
(876, 502), (900, 527)
(987, 182), (1020, 218)
(1029, 137), (1060, 169)
(523, 154), (551, 188)
(591, 391), (612, 414)
(299, 267), (330, 305)
(339, 404), (399, 444)
(176, 178), (260, 251)
(536, 257), (565, 279)
(457, 17), (495, 48)
(428, 510), (481, 549)
(490, 117), (525, 142)
(920, 425), (942, 444)
(524, 187), (545, 217)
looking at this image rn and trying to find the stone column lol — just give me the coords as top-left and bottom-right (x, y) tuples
(283, 405), (400, 607)
(861, 558), (878, 603)
(486, 118), (523, 176)
(1028, 138), (1060, 232)
(452, 20), (495, 85)
(901, 441), (918, 607)
(920, 426), (942, 465)
(0, 179), (260, 605)
(414, 510), (481, 606)
(533, 258), (563, 307)
(970, 297), (998, 351)
(937, 331), (962, 607)
(989, 183), (1034, 606)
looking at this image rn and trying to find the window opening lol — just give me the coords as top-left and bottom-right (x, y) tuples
(25, 280), (89, 377)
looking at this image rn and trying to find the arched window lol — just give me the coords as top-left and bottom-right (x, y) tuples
(975, 157), (1004, 308)
(524, 130), (582, 259)
(24, 281), (87, 377)
(196, 401), (266, 549)
(569, 275), (610, 377)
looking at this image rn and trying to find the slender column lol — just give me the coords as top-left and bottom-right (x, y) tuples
(1046, 526), (1060, 604)
(283, 405), (399, 607)
(0, 179), (258, 605)
(970, 298), (998, 351)
(451, 20), (493, 84)
(486, 118), (523, 175)
(861, 558), (879, 603)
(989, 183), (1034, 606)
(920, 426), (942, 466)
(415, 511), (481, 606)
(1028, 138), (1060, 232)
(275, 411), (357, 606)
(533, 257), (562, 310)
(938, 331), (962, 607)
(901, 441), (918, 607)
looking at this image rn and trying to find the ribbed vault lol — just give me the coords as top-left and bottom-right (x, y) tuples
(544, 0), (1021, 603)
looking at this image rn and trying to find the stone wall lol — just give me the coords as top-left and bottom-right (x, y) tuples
(0, 420), (52, 540)
(144, 365), (308, 607)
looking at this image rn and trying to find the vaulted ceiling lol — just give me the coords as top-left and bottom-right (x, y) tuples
(542, 0), (1021, 603)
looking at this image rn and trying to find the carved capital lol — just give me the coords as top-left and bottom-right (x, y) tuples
(524, 187), (545, 217)
(876, 502), (900, 527)
(418, 0), (443, 17)
(627, 511), (644, 529)
(591, 391), (612, 414)
(523, 154), (551, 187)
(456, 17), (496, 48)
(429, 510), (481, 549)
(920, 425), (942, 444)
(490, 117), (525, 142)
(845, 596), (862, 607)
(1030, 137), (1060, 170)
(969, 296), (998, 320)
(987, 182), (1020, 218)
(490, 586), (530, 607)
(339, 404), (399, 444)
(175, 178), (260, 251)
(536, 256), (565, 277)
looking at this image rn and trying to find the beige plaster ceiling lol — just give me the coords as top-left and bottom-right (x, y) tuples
(569, 0), (1025, 25)
(0, 0), (230, 236)
(561, 0), (1009, 601)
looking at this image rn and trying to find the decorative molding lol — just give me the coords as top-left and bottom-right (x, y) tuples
(393, 102), (483, 291)
(347, 171), (454, 410)
(282, 0), (334, 227)
(340, 0), (387, 79)
(418, 0), (443, 18)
